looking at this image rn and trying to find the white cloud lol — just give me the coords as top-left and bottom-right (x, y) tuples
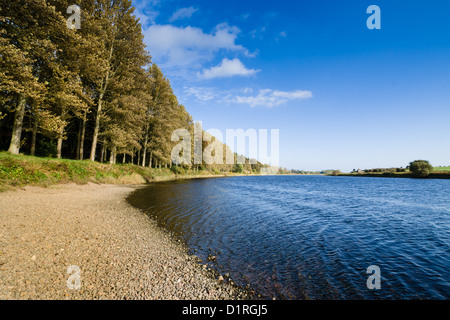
(168, 7), (199, 23)
(249, 26), (266, 39)
(143, 23), (251, 68)
(232, 89), (313, 108)
(133, 0), (160, 27)
(183, 87), (219, 102)
(198, 58), (260, 79)
(182, 87), (313, 108)
(275, 31), (288, 42)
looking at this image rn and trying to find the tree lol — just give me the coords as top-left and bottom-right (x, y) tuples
(409, 160), (433, 178)
(101, 15), (150, 164)
(1, 0), (88, 157)
(0, 2), (48, 154)
(145, 64), (185, 168)
(87, 0), (151, 162)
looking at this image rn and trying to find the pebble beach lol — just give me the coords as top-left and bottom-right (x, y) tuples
(0, 183), (245, 300)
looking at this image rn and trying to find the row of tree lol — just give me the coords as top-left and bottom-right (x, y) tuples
(0, 0), (262, 172)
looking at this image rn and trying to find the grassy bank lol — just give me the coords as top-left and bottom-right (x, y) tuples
(0, 152), (232, 191)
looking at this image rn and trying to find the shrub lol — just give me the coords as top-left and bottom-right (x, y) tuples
(409, 160), (433, 178)
(170, 165), (183, 175)
(233, 164), (244, 173)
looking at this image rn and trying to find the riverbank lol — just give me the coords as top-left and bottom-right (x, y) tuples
(334, 172), (450, 179)
(0, 183), (249, 300)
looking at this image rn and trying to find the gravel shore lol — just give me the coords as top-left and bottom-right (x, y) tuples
(0, 183), (245, 300)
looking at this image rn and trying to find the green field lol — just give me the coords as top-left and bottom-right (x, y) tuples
(434, 166), (450, 172)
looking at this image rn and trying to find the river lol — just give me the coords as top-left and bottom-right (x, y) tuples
(127, 175), (450, 299)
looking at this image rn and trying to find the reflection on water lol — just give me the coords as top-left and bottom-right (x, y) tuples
(127, 176), (450, 299)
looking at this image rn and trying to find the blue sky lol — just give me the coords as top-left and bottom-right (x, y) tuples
(132, 0), (450, 171)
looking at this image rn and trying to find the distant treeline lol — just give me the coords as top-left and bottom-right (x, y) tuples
(354, 168), (407, 173)
(290, 169), (329, 175)
(0, 1), (262, 174)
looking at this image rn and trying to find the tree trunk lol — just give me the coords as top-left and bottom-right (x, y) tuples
(76, 119), (81, 160)
(142, 152), (147, 167)
(30, 115), (38, 157)
(100, 139), (105, 163)
(149, 152), (153, 168)
(109, 147), (116, 164)
(142, 146), (147, 167)
(90, 43), (114, 161)
(57, 137), (63, 159)
(89, 98), (103, 161)
(8, 94), (26, 155)
(142, 127), (149, 167)
(79, 114), (86, 160)
(123, 153), (126, 164)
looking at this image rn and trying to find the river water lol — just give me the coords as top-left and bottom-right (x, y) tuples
(127, 175), (450, 299)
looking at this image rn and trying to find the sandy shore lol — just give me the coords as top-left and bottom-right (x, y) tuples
(0, 183), (245, 300)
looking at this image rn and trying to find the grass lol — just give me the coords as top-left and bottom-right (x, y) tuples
(434, 166), (450, 172)
(0, 152), (229, 191)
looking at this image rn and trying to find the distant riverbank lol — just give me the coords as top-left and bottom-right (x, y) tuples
(334, 172), (450, 179)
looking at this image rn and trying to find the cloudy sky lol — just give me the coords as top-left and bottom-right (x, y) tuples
(132, 0), (450, 171)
